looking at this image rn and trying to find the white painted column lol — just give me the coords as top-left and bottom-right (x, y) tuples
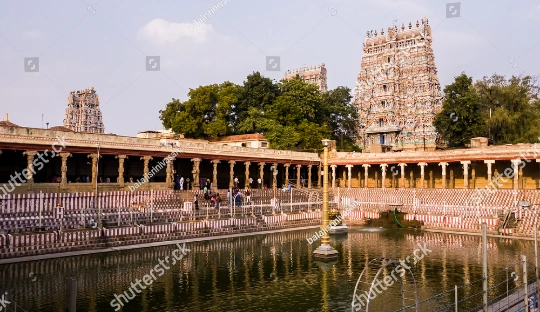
(418, 162), (427, 188)
(484, 160), (495, 185)
(398, 163), (407, 188)
(330, 165), (337, 188)
(362, 164), (370, 188)
(346, 165), (353, 188)
(461, 161), (471, 189)
(511, 159), (521, 190)
(438, 162), (448, 189)
(380, 164), (388, 189)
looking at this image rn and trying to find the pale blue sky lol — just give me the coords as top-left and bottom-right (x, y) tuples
(1, 0), (539, 136)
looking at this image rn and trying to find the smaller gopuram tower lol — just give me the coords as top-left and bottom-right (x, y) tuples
(63, 86), (105, 133)
(284, 63), (328, 93)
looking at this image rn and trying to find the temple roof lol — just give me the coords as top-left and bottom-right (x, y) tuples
(210, 134), (266, 142)
(49, 126), (74, 132)
(0, 113), (18, 127)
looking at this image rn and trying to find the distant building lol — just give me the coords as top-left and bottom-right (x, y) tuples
(63, 86), (105, 133)
(284, 63), (328, 93)
(353, 18), (442, 152)
(209, 134), (269, 149)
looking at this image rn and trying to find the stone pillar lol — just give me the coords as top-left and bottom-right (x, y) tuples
(410, 170), (414, 188)
(229, 160), (236, 188)
(259, 162), (265, 189)
(380, 164), (388, 189)
(244, 161), (250, 188)
(23, 151), (37, 189)
(212, 160), (220, 190)
(450, 169), (454, 189)
(191, 158), (201, 189)
(342, 170), (347, 188)
(272, 162), (278, 189)
(89, 154), (102, 189)
(331, 165), (337, 188)
(307, 164), (313, 188)
(296, 164), (302, 188)
(116, 155), (127, 188)
(346, 165), (353, 188)
(460, 161), (471, 189)
(429, 170), (433, 188)
(317, 164), (322, 188)
(418, 162), (427, 189)
(284, 163), (290, 186)
(362, 164), (370, 188)
(511, 159), (520, 190)
(165, 158), (173, 186)
(399, 163), (407, 188)
(484, 160), (495, 185)
(438, 162), (448, 189)
(519, 166), (524, 189)
(60, 152), (71, 189)
(358, 170), (362, 188)
(471, 163), (476, 188)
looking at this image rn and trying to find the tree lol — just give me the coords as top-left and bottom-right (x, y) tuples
(476, 75), (540, 144)
(235, 72), (280, 133)
(433, 73), (485, 147)
(320, 86), (359, 151)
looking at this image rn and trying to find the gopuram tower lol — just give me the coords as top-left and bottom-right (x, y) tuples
(63, 86), (105, 133)
(284, 63), (328, 93)
(353, 18), (441, 152)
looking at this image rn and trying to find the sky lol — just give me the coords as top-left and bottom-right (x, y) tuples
(1, 0), (539, 136)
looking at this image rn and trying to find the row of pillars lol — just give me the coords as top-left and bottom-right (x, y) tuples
(17, 150), (320, 190)
(338, 159), (530, 189)
(202, 159), (320, 189)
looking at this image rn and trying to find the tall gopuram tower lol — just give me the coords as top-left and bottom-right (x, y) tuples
(284, 63), (328, 93)
(63, 86), (105, 133)
(353, 18), (442, 152)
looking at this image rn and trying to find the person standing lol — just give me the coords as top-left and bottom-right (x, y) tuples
(246, 188), (251, 203)
(179, 176), (184, 190)
(215, 193), (221, 210)
(257, 178), (262, 189)
(234, 176), (239, 187)
(249, 177), (253, 187)
(194, 194), (199, 210)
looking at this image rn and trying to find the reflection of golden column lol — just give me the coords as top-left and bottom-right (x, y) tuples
(314, 139), (338, 260)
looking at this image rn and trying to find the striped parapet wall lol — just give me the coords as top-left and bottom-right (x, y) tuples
(263, 215), (288, 226)
(103, 226), (140, 238)
(142, 223), (176, 234)
(176, 220), (206, 234)
(8, 232), (57, 253)
(60, 229), (102, 247)
(344, 211), (364, 221)
(0, 234), (5, 249)
(479, 217), (499, 227)
(234, 218), (257, 226)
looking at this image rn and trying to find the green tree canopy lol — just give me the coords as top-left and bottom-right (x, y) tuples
(160, 73), (358, 151)
(434, 73), (486, 147)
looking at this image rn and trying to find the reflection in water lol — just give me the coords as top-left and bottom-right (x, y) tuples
(0, 227), (534, 311)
